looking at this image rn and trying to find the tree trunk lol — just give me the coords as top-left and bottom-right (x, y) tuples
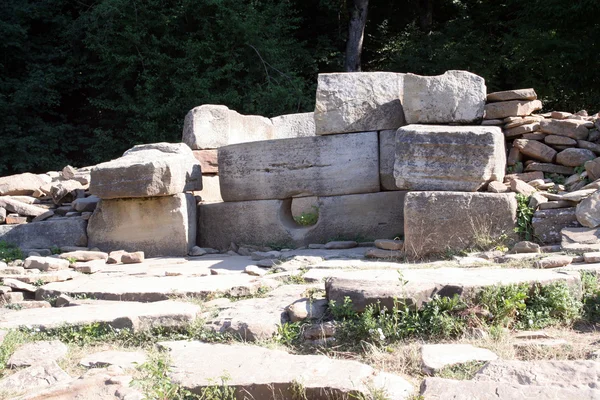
(419, 0), (433, 32)
(344, 0), (369, 72)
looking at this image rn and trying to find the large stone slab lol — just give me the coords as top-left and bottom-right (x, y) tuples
(561, 227), (600, 252)
(473, 360), (600, 390)
(88, 193), (196, 257)
(195, 174), (222, 203)
(379, 129), (399, 190)
(182, 104), (275, 149)
(198, 191), (406, 250)
(487, 88), (537, 102)
(394, 125), (505, 191)
(314, 72), (405, 135)
(0, 218), (88, 249)
(540, 119), (590, 140)
(420, 377), (598, 400)
(532, 208), (580, 244)
(421, 344), (497, 375)
(206, 285), (309, 341)
(576, 190), (600, 228)
(270, 112), (315, 138)
(37, 274), (278, 302)
(0, 173), (47, 196)
(484, 99), (543, 120)
(0, 361), (71, 396)
(90, 143), (202, 199)
(403, 70), (486, 124)
(218, 132), (379, 201)
(403, 192), (517, 257)
(8, 340), (68, 368)
(0, 300), (200, 331)
(325, 267), (579, 312)
(161, 341), (414, 399)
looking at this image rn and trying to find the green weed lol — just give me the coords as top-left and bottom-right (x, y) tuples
(0, 241), (23, 262)
(293, 206), (319, 227)
(0, 330), (30, 376)
(514, 194), (535, 241)
(518, 282), (581, 329)
(436, 361), (486, 380)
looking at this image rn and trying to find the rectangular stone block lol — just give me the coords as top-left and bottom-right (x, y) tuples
(88, 193), (196, 257)
(195, 175), (223, 203)
(562, 227), (600, 252)
(198, 192), (406, 250)
(532, 208), (580, 244)
(403, 192), (517, 258)
(484, 100), (542, 120)
(218, 132), (380, 201)
(394, 125), (506, 191)
(0, 218), (88, 249)
(314, 72), (405, 135)
(379, 130), (399, 190)
(90, 143), (202, 199)
(192, 150), (218, 174)
(270, 112), (315, 138)
(403, 70), (486, 124)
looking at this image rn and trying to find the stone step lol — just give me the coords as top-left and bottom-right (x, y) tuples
(0, 300), (200, 331)
(160, 341), (414, 399)
(324, 267), (580, 312)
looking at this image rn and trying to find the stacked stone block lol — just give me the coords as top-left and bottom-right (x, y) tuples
(182, 105), (316, 203)
(87, 143), (201, 257)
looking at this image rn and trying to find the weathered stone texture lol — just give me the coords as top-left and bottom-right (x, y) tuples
(486, 88), (537, 102)
(199, 191), (406, 250)
(403, 192), (517, 257)
(484, 99), (542, 119)
(532, 208), (580, 244)
(88, 193), (196, 257)
(379, 129), (399, 190)
(90, 143), (202, 199)
(0, 173), (47, 196)
(270, 112), (316, 138)
(394, 125), (506, 191)
(182, 104), (274, 149)
(314, 72), (405, 135)
(219, 132), (379, 201)
(192, 150), (218, 174)
(403, 70), (486, 124)
(0, 218), (88, 249)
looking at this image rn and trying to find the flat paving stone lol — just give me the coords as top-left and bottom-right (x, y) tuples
(0, 361), (71, 397)
(473, 360), (600, 390)
(324, 267), (580, 312)
(420, 377), (599, 400)
(8, 340), (69, 368)
(37, 274), (280, 302)
(160, 341), (414, 399)
(420, 344), (497, 375)
(206, 284), (319, 341)
(0, 300), (200, 332)
(80, 350), (147, 370)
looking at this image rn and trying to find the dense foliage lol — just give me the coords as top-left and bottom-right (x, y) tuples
(1, 0), (598, 174)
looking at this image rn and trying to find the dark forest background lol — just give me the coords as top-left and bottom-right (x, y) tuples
(1, 0), (598, 175)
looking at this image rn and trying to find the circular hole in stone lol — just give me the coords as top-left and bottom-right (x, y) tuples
(290, 197), (319, 227)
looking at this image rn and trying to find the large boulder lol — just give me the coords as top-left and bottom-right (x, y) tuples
(88, 193), (196, 257)
(0, 173), (48, 196)
(218, 132), (379, 201)
(89, 143), (202, 199)
(577, 190), (600, 228)
(540, 119), (590, 140)
(403, 70), (486, 124)
(314, 72), (405, 135)
(182, 105), (274, 149)
(0, 218), (88, 249)
(484, 99), (542, 120)
(403, 192), (517, 257)
(198, 191), (406, 250)
(394, 125), (506, 191)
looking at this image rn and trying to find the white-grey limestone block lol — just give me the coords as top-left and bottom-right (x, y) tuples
(88, 193), (196, 257)
(270, 112), (315, 138)
(182, 104), (274, 149)
(198, 191), (407, 250)
(218, 132), (380, 201)
(0, 218), (88, 249)
(379, 130), (400, 191)
(314, 72), (405, 135)
(403, 192), (517, 257)
(403, 70), (486, 124)
(90, 142), (202, 199)
(394, 125), (506, 191)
